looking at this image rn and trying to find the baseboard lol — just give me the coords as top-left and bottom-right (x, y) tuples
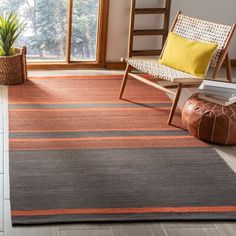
(231, 59), (236, 66)
(105, 62), (126, 70)
(27, 59), (236, 71)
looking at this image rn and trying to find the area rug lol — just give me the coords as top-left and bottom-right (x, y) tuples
(8, 75), (236, 225)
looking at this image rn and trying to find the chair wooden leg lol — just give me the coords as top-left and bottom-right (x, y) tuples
(119, 64), (131, 99)
(225, 53), (232, 82)
(168, 83), (182, 125)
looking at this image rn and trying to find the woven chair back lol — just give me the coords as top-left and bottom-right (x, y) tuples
(172, 14), (233, 68)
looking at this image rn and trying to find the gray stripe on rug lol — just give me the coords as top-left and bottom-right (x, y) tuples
(10, 147), (212, 158)
(10, 147), (236, 212)
(9, 130), (189, 138)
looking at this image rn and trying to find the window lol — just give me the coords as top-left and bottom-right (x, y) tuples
(71, 0), (99, 61)
(0, 0), (108, 67)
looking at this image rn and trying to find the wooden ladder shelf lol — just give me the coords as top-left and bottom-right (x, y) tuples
(127, 0), (172, 58)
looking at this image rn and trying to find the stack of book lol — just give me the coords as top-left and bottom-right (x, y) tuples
(198, 79), (236, 106)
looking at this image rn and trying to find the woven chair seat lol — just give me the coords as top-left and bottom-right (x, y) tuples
(126, 57), (202, 83)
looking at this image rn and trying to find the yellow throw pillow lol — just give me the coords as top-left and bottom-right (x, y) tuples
(159, 32), (218, 77)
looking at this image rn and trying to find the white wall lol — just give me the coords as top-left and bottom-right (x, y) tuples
(106, 0), (236, 62)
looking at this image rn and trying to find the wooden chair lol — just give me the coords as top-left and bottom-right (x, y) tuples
(119, 11), (236, 125)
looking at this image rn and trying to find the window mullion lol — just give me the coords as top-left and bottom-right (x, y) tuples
(66, 0), (73, 63)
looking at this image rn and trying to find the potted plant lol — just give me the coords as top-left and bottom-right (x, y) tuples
(0, 12), (27, 85)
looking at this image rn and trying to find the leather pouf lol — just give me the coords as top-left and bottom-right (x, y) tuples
(182, 94), (236, 145)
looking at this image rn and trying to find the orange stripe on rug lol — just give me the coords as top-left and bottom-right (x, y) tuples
(10, 137), (208, 150)
(9, 100), (172, 104)
(12, 206), (236, 216)
(9, 107), (172, 112)
(28, 75), (124, 79)
(9, 128), (181, 133)
(10, 135), (193, 142)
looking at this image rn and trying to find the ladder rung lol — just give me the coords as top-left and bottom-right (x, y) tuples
(135, 8), (167, 15)
(132, 50), (162, 56)
(133, 29), (167, 36)
(128, 0), (171, 58)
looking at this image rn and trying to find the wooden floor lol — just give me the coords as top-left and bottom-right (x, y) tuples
(1, 69), (236, 236)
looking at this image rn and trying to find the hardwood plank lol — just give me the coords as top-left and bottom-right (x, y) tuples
(0, 86), (3, 104)
(59, 229), (112, 236)
(4, 200), (58, 236)
(58, 223), (109, 230)
(206, 229), (222, 236)
(165, 228), (221, 236)
(110, 222), (166, 236)
(3, 86), (8, 153)
(4, 152), (9, 200)
(0, 102), (3, 134)
(0, 174), (3, 232)
(185, 87), (197, 95)
(165, 87), (191, 110)
(3, 128), (8, 153)
(162, 222), (216, 229)
(216, 223), (236, 236)
(178, 89), (193, 108)
(215, 146), (236, 173)
(232, 68), (236, 77)
(0, 135), (3, 174)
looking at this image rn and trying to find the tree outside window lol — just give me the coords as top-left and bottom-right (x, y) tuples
(0, 0), (99, 61)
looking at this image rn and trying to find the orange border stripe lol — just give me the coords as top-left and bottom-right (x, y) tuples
(12, 206), (236, 217)
(28, 75), (124, 79)
(9, 100), (171, 105)
(10, 136), (193, 142)
(9, 107), (172, 112)
(9, 128), (180, 133)
(27, 74), (151, 79)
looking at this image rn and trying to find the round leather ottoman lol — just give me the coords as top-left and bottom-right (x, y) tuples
(182, 94), (236, 145)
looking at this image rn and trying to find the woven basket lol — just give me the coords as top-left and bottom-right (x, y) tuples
(0, 47), (27, 85)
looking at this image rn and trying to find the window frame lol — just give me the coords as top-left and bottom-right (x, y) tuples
(27, 0), (109, 69)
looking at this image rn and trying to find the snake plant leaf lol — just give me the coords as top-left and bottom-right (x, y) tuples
(0, 48), (3, 56)
(0, 11), (25, 56)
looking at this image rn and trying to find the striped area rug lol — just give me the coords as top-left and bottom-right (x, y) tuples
(9, 75), (236, 225)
